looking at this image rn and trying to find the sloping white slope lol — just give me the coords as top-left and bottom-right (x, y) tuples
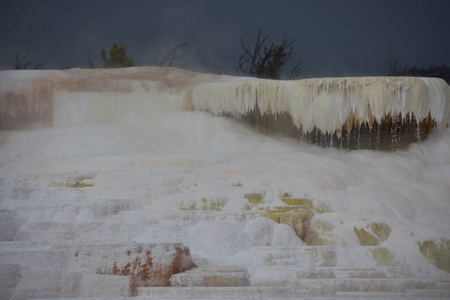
(0, 68), (449, 298)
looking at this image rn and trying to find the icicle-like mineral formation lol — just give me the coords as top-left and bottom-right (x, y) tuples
(192, 77), (450, 150)
(1, 68), (449, 150)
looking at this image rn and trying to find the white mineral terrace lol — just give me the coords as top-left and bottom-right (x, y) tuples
(192, 76), (450, 135)
(0, 67), (449, 299)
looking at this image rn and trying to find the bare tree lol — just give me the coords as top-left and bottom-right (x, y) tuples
(237, 29), (301, 79)
(384, 58), (406, 76)
(14, 51), (42, 70)
(159, 42), (188, 67)
(384, 58), (450, 84)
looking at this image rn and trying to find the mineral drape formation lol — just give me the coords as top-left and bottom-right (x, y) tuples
(1, 68), (449, 150)
(192, 77), (450, 150)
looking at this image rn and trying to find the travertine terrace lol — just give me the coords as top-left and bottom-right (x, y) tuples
(1, 67), (449, 299)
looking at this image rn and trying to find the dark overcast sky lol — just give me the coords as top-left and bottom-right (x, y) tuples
(1, 0), (449, 78)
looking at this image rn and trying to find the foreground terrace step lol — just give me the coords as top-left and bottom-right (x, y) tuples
(137, 285), (450, 299)
(29, 293), (448, 300)
(137, 275), (450, 299)
(1, 196), (141, 220)
(244, 245), (397, 268)
(12, 209), (257, 243)
(250, 266), (414, 284)
(287, 277), (446, 296)
(249, 277), (450, 296)
(7, 269), (130, 299)
(13, 218), (160, 242)
(137, 286), (292, 298)
(334, 291), (448, 299)
(407, 289), (450, 298)
(1, 197), (143, 242)
(170, 263), (251, 287)
(1, 241), (194, 271)
(0, 248), (67, 270)
(111, 209), (257, 225)
(0, 264), (21, 300)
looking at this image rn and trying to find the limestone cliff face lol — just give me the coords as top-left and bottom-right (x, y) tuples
(193, 77), (450, 132)
(192, 77), (450, 150)
(2, 67), (449, 149)
(0, 67), (226, 130)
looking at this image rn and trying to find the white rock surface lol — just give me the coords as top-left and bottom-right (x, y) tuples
(0, 67), (449, 299)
